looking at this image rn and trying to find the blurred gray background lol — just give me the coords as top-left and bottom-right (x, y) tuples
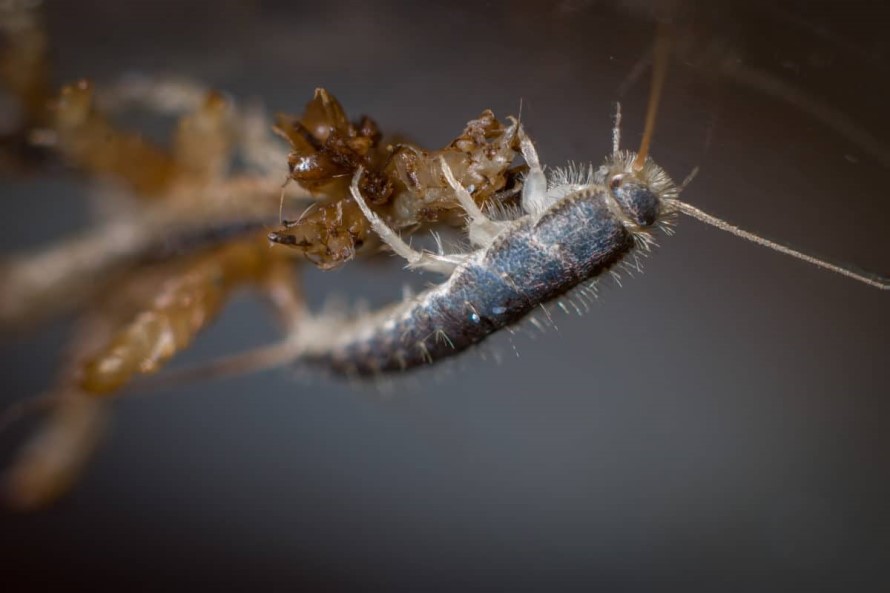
(2, 1), (889, 590)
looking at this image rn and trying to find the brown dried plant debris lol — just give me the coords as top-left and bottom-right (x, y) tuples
(0, 74), (302, 331)
(79, 237), (282, 395)
(0, 0), (51, 170)
(48, 80), (239, 197)
(268, 88), (523, 269)
(275, 87), (392, 203)
(4, 238), (297, 510)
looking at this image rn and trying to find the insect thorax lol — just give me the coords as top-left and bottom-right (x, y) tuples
(549, 151), (679, 231)
(605, 152), (679, 229)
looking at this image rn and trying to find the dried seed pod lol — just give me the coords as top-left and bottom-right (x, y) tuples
(172, 90), (236, 184)
(0, 0), (51, 170)
(49, 81), (242, 196)
(271, 198), (370, 269)
(79, 238), (277, 395)
(275, 88), (392, 203)
(51, 80), (178, 196)
(270, 89), (522, 269)
(385, 110), (520, 225)
(0, 0), (49, 121)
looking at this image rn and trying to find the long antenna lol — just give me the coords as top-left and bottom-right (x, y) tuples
(674, 200), (890, 290)
(633, 23), (673, 171)
(612, 102), (622, 155)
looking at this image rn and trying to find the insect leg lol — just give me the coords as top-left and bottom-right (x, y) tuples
(349, 168), (466, 275)
(438, 158), (509, 248)
(513, 122), (550, 215)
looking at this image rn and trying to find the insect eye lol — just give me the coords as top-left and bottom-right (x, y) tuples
(609, 174), (623, 189)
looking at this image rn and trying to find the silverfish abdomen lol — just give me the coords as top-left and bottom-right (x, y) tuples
(306, 188), (637, 375)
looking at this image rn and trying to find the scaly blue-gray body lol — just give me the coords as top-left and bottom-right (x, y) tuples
(303, 187), (637, 375)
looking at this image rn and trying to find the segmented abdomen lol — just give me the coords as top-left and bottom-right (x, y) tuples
(305, 189), (636, 375)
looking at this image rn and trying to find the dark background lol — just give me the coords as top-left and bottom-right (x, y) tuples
(2, 1), (890, 590)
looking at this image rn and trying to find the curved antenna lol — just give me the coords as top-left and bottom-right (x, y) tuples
(674, 200), (890, 290)
(633, 23), (673, 171)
